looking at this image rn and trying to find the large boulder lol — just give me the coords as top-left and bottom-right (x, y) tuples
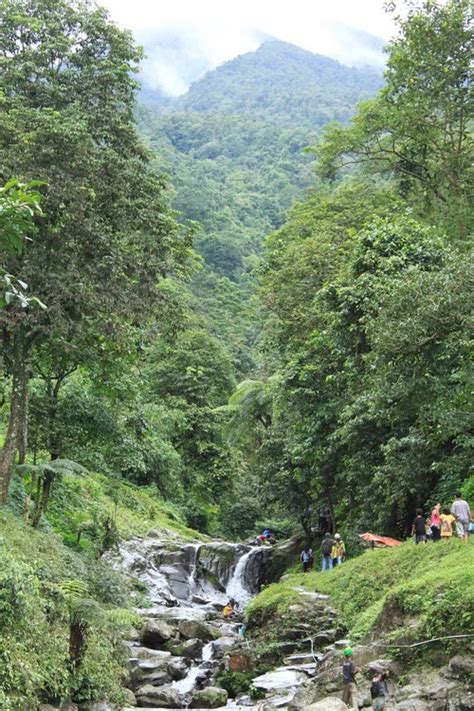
(181, 637), (204, 660)
(141, 619), (174, 648)
(135, 684), (183, 708)
(168, 657), (190, 680)
(190, 687), (228, 708)
(179, 619), (218, 642)
(198, 542), (245, 589)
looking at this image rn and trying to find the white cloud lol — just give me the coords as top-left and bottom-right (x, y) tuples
(99, 0), (398, 94)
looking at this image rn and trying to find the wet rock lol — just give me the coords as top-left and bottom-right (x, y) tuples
(192, 594), (209, 605)
(84, 704), (116, 711)
(135, 684), (183, 708)
(181, 637), (204, 660)
(127, 645), (172, 662)
(159, 564), (193, 599)
(253, 668), (307, 692)
(179, 619), (218, 642)
(212, 636), (237, 659)
(228, 651), (253, 672)
(312, 629), (337, 645)
(168, 657), (190, 680)
(40, 705), (79, 711)
(190, 686), (228, 708)
(141, 619), (174, 647)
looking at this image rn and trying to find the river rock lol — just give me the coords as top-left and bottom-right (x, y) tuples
(198, 542), (246, 588)
(122, 689), (137, 707)
(168, 656), (190, 680)
(190, 686), (228, 708)
(303, 699), (347, 711)
(179, 619), (218, 642)
(135, 684), (183, 708)
(141, 619), (174, 647)
(181, 637), (204, 660)
(212, 636), (237, 659)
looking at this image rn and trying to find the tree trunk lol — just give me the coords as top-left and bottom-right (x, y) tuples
(69, 620), (87, 668)
(0, 362), (30, 504)
(17, 368), (30, 465)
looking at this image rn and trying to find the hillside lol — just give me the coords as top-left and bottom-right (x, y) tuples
(174, 40), (383, 127)
(137, 41), (383, 374)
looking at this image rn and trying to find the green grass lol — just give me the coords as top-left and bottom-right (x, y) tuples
(24, 470), (205, 548)
(246, 540), (474, 649)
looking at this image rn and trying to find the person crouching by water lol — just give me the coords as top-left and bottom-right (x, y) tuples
(370, 671), (389, 711)
(223, 599), (238, 619)
(332, 533), (346, 565)
(341, 647), (359, 709)
(321, 532), (335, 571)
(300, 546), (313, 573)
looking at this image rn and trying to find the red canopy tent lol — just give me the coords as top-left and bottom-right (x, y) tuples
(359, 532), (402, 547)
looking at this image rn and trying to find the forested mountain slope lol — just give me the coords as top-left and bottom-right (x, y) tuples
(137, 41), (383, 375)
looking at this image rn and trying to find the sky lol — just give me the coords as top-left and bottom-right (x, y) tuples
(100, 0), (400, 95)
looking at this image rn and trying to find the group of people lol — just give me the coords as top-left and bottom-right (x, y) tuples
(255, 528), (277, 545)
(412, 491), (472, 544)
(342, 648), (389, 710)
(300, 532), (346, 573)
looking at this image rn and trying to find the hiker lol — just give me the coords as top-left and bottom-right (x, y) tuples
(321, 532), (335, 571)
(300, 547), (313, 573)
(412, 508), (427, 544)
(223, 599), (238, 619)
(371, 671), (389, 711)
(440, 507), (456, 540)
(430, 502), (441, 542)
(341, 647), (359, 709)
(332, 533), (346, 565)
(451, 491), (472, 543)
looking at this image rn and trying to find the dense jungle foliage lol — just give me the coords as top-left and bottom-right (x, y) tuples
(0, 0), (472, 539)
(0, 0), (472, 707)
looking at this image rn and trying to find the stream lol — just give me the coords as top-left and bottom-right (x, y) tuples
(106, 535), (317, 709)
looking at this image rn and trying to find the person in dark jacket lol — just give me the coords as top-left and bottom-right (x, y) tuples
(300, 547), (313, 572)
(341, 647), (359, 709)
(321, 532), (335, 571)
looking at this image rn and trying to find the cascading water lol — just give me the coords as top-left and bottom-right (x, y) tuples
(225, 549), (254, 609)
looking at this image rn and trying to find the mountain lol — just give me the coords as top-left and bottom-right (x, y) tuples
(172, 40), (383, 127)
(137, 40), (384, 373)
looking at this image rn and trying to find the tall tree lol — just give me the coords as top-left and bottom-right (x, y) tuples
(0, 0), (193, 501)
(317, 0), (473, 238)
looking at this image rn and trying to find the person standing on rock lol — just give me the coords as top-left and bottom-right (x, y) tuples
(321, 532), (335, 571)
(341, 647), (359, 709)
(300, 546), (313, 572)
(451, 491), (472, 543)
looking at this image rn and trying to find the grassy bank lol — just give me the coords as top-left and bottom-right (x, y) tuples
(246, 539), (474, 649)
(0, 468), (204, 709)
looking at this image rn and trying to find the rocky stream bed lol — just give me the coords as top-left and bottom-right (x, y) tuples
(41, 533), (474, 711)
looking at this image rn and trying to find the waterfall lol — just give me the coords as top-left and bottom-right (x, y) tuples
(225, 549), (255, 609)
(187, 543), (202, 599)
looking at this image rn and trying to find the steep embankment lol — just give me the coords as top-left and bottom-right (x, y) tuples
(0, 471), (203, 709)
(245, 541), (474, 709)
(247, 541), (473, 646)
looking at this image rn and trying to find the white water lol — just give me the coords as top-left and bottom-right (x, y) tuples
(187, 543), (202, 599)
(225, 549), (253, 609)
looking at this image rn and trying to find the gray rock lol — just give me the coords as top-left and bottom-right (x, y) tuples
(168, 656), (190, 680)
(135, 684), (183, 708)
(211, 636), (237, 659)
(448, 655), (474, 678)
(122, 689), (137, 707)
(141, 619), (174, 648)
(190, 686), (228, 708)
(182, 637), (204, 660)
(303, 699), (348, 711)
(179, 619), (217, 642)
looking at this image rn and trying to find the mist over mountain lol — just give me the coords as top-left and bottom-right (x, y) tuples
(138, 25), (385, 97)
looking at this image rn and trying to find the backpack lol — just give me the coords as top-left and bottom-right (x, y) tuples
(321, 538), (333, 556)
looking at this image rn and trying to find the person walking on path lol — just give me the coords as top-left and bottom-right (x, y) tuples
(332, 533), (346, 565)
(440, 507), (456, 540)
(300, 547), (313, 573)
(430, 503), (441, 542)
(451, 492), (472, 543)
(341, 647), (359, 709)
(412, 509), (427, 544)
(321, 532), (335, 571)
